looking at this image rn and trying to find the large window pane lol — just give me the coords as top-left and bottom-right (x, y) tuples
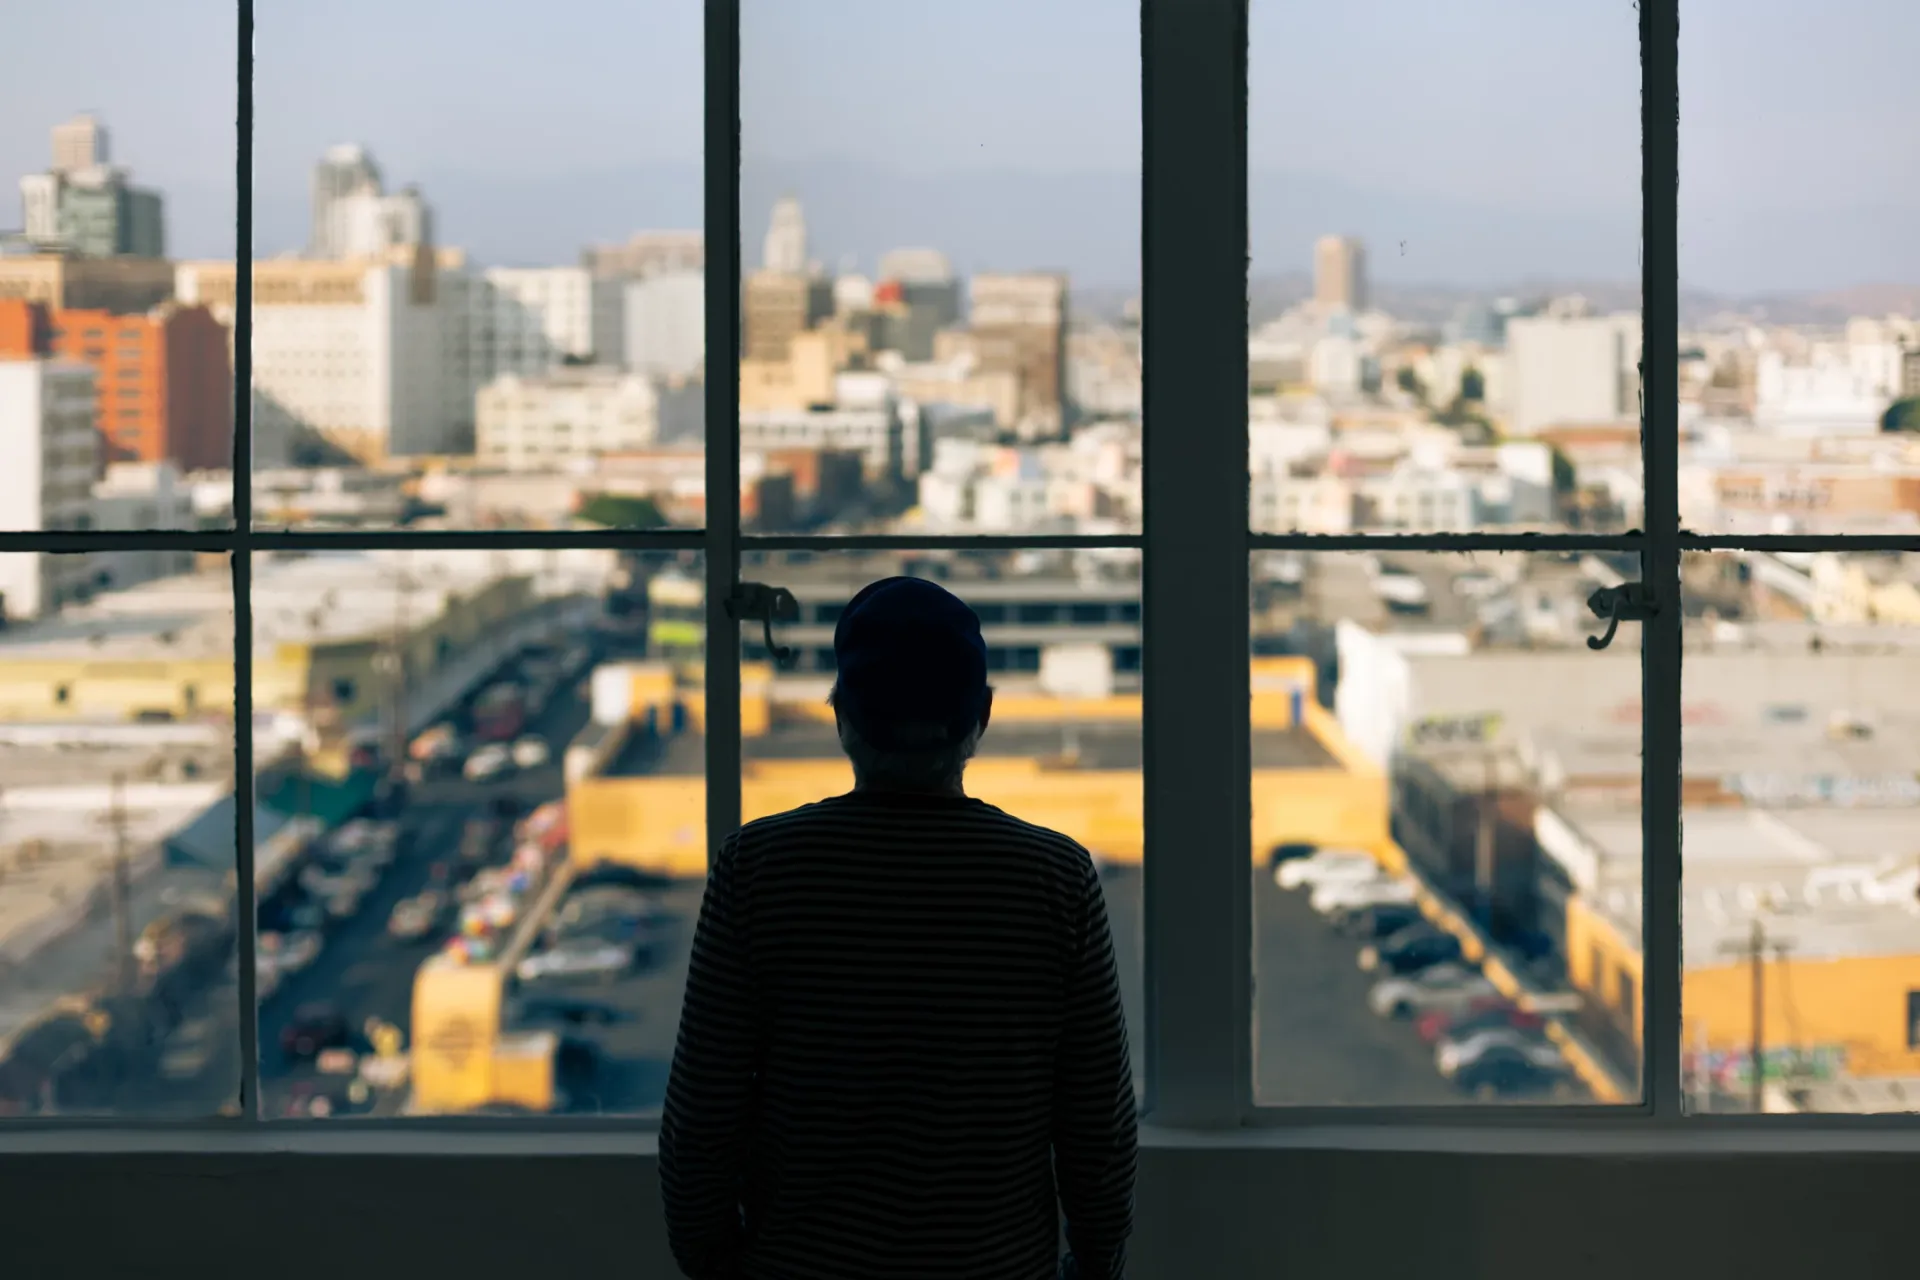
(1252, 550), (1641, 1105)
(1680, 2), (1918, 534)
(1250, 2), (1641, 535)
(0, 553), (238, 1116)
(246, 2), (703, 531)
(0, 0), (235, 532)
(741, 2), (1141, 535)
(738, 549), (1145, 1102)
(253, 548), (701, 1118)
(1681, 550), (1920, 1115)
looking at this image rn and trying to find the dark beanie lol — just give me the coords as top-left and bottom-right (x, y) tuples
(832, 576), (988, 752)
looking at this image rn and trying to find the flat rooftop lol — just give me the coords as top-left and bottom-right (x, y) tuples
(606, 719), (1336, 779)
(1547, 803), (1920, 969)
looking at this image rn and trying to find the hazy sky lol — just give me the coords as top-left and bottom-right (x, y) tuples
(0, 0), (1912, 292)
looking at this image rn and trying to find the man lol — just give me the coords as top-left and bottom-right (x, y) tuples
(661, 576), (1137, 1280)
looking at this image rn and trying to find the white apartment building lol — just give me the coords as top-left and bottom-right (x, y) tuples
(624, 270), (704, 377)
(1754, 341), (1899, 438)
(1505, 309), (1641, 435)
(740, 404), (901, 479)
(0, 360), (100, 618)
(177, 257), (470, 464)
(478, 267), (623, 372)
(476, 369), (664, 470)
(333, 186), (433, 259)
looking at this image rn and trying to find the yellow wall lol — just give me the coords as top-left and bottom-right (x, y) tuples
(1685, 951), (1920, 1079)
(567, 657), (1393, 879)
(0, 655), (235, 721)
(410, 960), (506, 1113)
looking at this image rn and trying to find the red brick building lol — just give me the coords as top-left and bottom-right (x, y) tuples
(0, 298), (231, 472)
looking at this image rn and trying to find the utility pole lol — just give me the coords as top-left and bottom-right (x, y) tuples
(1748, 916), (1766, 1114)
(108, 773), (132, 994)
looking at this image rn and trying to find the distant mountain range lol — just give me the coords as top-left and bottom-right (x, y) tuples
(192, 157), (1920, 327)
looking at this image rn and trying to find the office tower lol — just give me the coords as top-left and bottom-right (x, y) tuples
(1505, 309), (1641, 435)
(744, 269), (832, 363)
(176, 253), (469, 465)
(877, 248), (961, 361)
(19, 174), (61, 242)
(969, 272), (1071, 439)
(310, 144), (385, 259)
(474, 266), (604, 374)
(50, 114), (109, 175)
(625, 270), (705, 377)
(581, 231), (704, 281)
(1314, 234), (1367, 312)
(0, 359), (101, 616)
(762, 195), (808, 273)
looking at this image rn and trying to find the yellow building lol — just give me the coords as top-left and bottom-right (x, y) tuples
(0, 253), (175, 315)
(739, 325), (870, 413)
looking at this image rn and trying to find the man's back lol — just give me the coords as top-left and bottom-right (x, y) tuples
(660, 790), (1137, 1280)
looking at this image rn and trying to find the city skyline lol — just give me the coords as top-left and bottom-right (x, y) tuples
(2, 0), (1917, 292)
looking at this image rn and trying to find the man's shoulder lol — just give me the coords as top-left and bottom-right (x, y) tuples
(735, 797), (1096, 877)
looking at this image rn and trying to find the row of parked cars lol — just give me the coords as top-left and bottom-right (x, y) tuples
(1276, 847), (1580, 1101)
(256, 819), (404, 1013)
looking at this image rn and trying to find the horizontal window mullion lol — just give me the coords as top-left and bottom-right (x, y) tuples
(1679, 533), (1920, 553)
(252, 528), (707, 552)
(740, 533), (1143, 553)
(1249, 531), (1645, 553)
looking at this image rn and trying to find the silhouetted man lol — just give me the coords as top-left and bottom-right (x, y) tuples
(661, 576), (1137, 1279)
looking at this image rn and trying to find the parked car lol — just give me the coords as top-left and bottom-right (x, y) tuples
(1446, 1041), (1574, 1099)
(1336, 902), (1426, 940)
(1277, 848), (1379, 892)
(279, 1003), (350, 1062)
(387, 892), (446, 942)
(511, 735), (550, 770)
(515, 938), (639, 984)
(516, 996), (628, 1028)
(1265, 842), (1319, 873)
(1437, 1027), (1566, 1078)
(1312, 876), (1417, 917)
(1368, 963), (1499, 1019)
(299, 863), (377, 901)
(1359, 923), (1464, 975)
(1416, 1000), (1545, 1046)
(464, 742), (514, 782)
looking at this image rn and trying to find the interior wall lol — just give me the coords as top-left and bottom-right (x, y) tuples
(3, 1147), (1907, 1278)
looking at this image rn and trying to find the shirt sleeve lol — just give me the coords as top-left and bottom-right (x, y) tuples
(660, 833), (759, 1279)
(1052, 859), (1138, 1280)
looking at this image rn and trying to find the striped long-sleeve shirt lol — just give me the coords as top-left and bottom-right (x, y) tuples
(660, 789), (1137, 1280)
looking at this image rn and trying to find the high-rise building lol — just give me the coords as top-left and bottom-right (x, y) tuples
(0, 358), (101, 615)
(582, 231), (704, 281)
(969, 272), (1071, 439)
(1505, 307), (1641, 436)
(762, 195), (808, 274)
(17, 116), (165, 259)
(176, 252), (471, 466)
(0, 255), (175, 314)
(1313, 234), (1367, 312)
(744, 269), (832, 363)
(876, 248), (961, 362)
(332, 184), (433, 260)
(0, 303), (232, 472)
(476, 267), (612, 373)
(310, 145), (385, 259)
(624, 270), (705, 377)
(50, 114), (109, 175)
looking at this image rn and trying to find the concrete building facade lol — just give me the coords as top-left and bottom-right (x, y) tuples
(0, 360), (101, 616)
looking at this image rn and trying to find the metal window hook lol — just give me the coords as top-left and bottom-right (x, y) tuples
(725, 582), (801, 668)
(1586, 581), (1659, 651)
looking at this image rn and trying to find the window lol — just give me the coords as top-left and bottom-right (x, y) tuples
(6, 0), (1888, 1148)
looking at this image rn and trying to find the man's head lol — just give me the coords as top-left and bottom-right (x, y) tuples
(830, 576), (993, 793)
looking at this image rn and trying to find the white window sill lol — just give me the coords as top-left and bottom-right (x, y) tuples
(5, 1119), (1920, 1158)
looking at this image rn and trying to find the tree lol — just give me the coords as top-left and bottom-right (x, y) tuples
(576, 492), (667, 529)
(1549, 445), (1577, 495)
(1395, 366), (1425, 400)
(1881, 397), (1920, 433)
(1460, 366), (1485, 403)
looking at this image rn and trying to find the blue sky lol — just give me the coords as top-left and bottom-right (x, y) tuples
(0, 0), (1912, 292)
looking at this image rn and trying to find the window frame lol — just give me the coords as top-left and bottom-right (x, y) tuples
(2, 0), (1912, 1144)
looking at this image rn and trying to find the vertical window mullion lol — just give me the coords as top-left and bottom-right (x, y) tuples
(703, 0), (744, 860)
(1639, 0), (1683, 1121)
(1140, 0), (1250, 1128)
(231, 0), (262, 1123)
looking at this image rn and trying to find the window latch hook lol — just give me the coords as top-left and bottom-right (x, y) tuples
(1585, 582), (1657, 651)
(724, 582), (801, 669)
